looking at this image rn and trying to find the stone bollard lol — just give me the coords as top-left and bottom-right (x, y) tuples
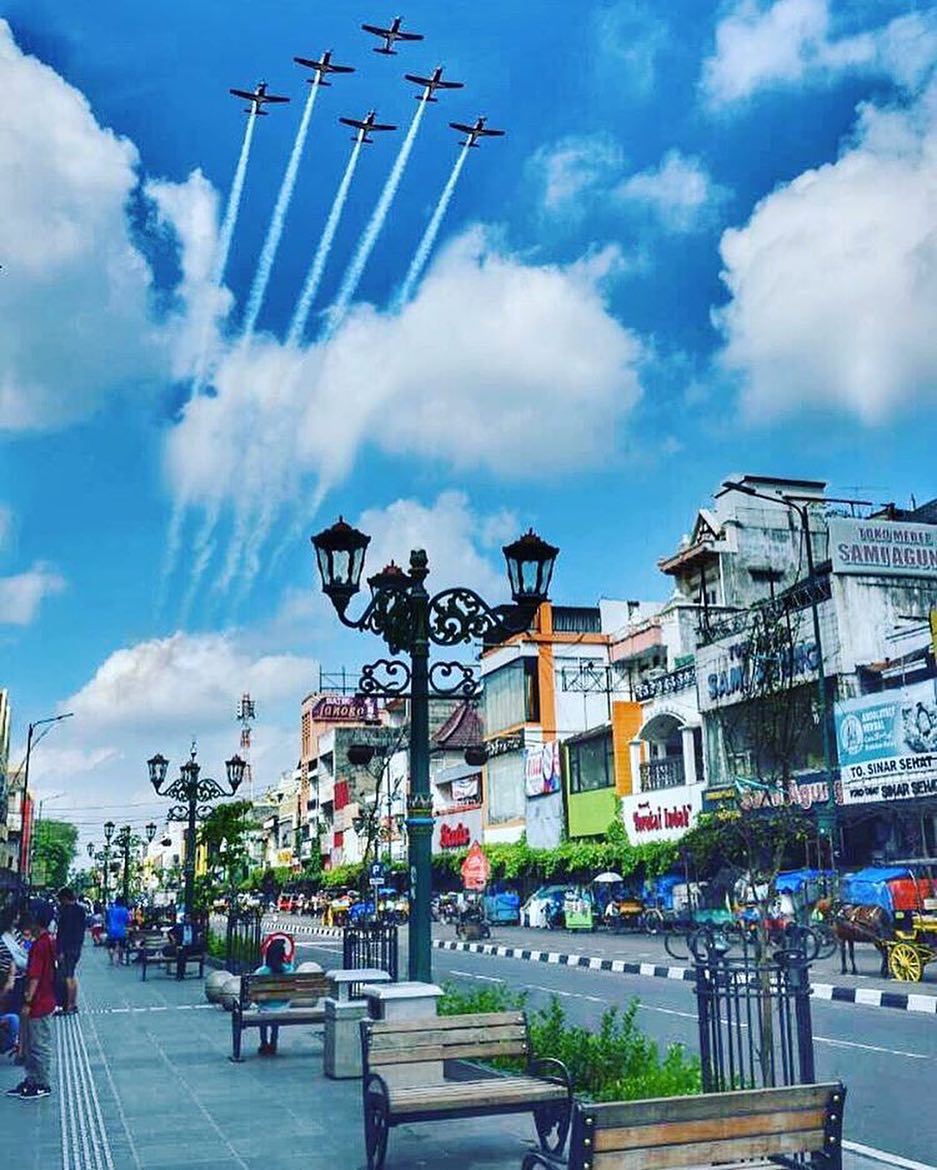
(220, 973), (241, 1011)
(204, 969), (230, 1006)
(324, 998), (370, 1079)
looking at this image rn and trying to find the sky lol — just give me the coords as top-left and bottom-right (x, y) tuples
(1, 0), (935, 849)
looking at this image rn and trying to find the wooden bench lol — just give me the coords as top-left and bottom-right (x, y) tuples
(230, 971), (333, 1062)
(140, 931), (206, 981)
(127, 930), (169, 981)
(360, 1011), (572, 1170)
(521, 1081), (846, 1170)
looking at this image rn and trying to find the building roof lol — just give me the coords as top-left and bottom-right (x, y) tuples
(431, 702), (483, 751)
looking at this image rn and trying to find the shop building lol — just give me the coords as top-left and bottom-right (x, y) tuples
(430, 702), (484, 856)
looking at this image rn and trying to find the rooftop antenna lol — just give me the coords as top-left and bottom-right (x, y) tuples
(237, 692), (256, 801)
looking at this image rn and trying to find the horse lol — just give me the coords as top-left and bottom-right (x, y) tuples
(829, 903), (889, 976)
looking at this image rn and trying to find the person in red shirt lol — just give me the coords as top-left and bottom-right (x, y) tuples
(6, 900), (56, 1100)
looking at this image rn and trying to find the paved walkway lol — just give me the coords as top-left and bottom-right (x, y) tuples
(3, 943), (928, 1170)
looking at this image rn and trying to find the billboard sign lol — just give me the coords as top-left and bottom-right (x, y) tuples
(621, 784), (703, 845)
(524, 740), (561, 798)
(309, 694), (380, 723)
(835, 680), (937, 804)
(829, 517), (937, 579)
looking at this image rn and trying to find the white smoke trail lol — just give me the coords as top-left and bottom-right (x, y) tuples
(178, 504), (222, 624)
(323, 96), (428, 340)
(287, 138), (364, 346)
(213, 115), (258, 286)
(395, 144), (470, 309)
(157, 503), (186, 616)
(242, 83), (320, 342)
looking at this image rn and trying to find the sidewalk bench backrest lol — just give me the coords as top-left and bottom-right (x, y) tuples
(240, 972), (332, 1007)
(364, 1011), (529, 1069)
(566, 1082), (845, 1170)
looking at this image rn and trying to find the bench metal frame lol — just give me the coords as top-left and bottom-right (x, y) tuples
(360, 1011), (572, 1170)
(522, 1082), (846, 1170)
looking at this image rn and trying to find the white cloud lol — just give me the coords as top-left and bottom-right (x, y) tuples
(615, 150), (729, 231)
(0, 21), (226, 433)
(164, 228), (644, 592)
(715, 79), (937, 422)
(530, 134), (624, 214)
(594, 2), (668, 98)
(0, 562), (65, 625)
(701, 1), (935, 106)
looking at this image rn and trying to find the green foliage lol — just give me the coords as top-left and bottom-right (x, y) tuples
(32, 819), (78, 890)
(431, 833), (678, 892)
(319, 862), (364, 890)
(437, 983), (700, 1102)
(681, 806), (813, 879)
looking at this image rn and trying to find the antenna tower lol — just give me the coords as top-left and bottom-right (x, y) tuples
(237, 692), (256, 801)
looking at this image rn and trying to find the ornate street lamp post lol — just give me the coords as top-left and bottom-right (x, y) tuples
(114, 822), (158, 903)
(312, 518), (558, 982)
(146, 745), (246, 923)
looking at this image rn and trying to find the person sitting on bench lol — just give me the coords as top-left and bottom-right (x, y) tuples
(253, 938), (293, 1056)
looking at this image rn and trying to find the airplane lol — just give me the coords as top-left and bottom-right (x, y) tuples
(339, 109), (397, 144)
(229, 81), (290, 117)
(293, 49), (355, 86)
(449, 116), (506, 148)
(405, 65), (464, 102)
(361, 16), (423, 55)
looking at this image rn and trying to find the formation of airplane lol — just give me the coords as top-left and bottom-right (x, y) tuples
(229, 24), (506, 149)
(361, 16), (424, 55)
(449, 116), (505, 148)
(229, 81), (290, 117)
(339, 109), (397, 144)
(405, 65), (464, 102)
(293, 49), (355, 86)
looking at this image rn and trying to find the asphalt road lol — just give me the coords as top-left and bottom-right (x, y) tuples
(294, 933), (937, 1167)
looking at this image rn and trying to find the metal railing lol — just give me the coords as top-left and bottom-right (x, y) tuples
(343, 920), (399, 993)
(222, 908), (263, 974)
(634, 663), (697, 701)
(640, 757), (686, 791)
(694, 943), (815, 1092)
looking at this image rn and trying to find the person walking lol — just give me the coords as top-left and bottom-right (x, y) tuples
(6, 901), (56, 1099)
(56, 889), (86, 1013)
(105, 896), (131, 966)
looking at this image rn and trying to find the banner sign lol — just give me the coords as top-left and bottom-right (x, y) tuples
(310, 694), (380, 723)
(461, 842), (490, 890)
(524, 740), (562, 798)
(701, 786), (738, 813)
(835, 680), (937, 804)
(621, 785), (702, 845)
(451, 775), (480, 803)
(829, 517), (937, 579)
(697, 634), (822, 712)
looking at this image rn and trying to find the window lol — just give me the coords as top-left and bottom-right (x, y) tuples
(483, 659), (540, 733)
(486, 753), (525, 823)
(567, 731), (614, 794)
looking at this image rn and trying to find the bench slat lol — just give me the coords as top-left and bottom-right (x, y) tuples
(586, 1083), (837, 1129)
(387, 1077), (567, 1115)
(593, 1108), (827, 1152)
(367, 1011), (524, 1035)
(369, 1039), (528, 1066)
(591, 1129), (826, 1170)
(369, 1024), (527, 1050)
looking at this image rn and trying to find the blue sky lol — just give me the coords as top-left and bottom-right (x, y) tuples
(1, 0), (935, 842)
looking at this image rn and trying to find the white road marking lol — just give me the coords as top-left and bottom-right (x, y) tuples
(814, 1036), (928, 1059)
(844, 1142), (937, 1170)
(449, 969), (504, 983)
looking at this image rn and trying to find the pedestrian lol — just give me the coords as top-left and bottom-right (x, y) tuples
(0, 906), (28, 1063)
(0, 963), (19, 1057)
(6, 900), (56, 1099)
(89, 903), (105, 947)
(105, 896), (131, 966)
(253, 938), (293, 1056)
(56, 889), (86, 1014)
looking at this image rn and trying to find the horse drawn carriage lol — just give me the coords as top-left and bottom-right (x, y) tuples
(834, 862), (937, 982)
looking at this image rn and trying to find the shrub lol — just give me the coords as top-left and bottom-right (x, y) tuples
(437, 982), (701, 1102)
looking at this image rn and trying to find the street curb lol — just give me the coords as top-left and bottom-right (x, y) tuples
(432, 939), (937, 1015)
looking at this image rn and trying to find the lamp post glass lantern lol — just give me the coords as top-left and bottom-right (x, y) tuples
(312, 517), (558, 982)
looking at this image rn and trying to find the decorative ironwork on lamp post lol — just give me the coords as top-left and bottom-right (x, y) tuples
(113, 822), (157, 903)
(146, 745), (246, 923)
(311, 518), (558, 982)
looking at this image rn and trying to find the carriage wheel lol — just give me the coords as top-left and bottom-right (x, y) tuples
(534, 1099), (571, 1155)
(888, 942), (924, 982)
(364, 1093), (389, 1170)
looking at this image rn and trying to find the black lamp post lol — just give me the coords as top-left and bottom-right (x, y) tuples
(114, 822), (158, 904)
(312, 518), (558, 982)
(146, 745), (246, 924)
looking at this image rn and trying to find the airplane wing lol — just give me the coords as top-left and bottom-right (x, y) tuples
(405, 74), (432, 86)
(293, 56), (317, 67)
(264, 94), (290, 103)
(397, 31), (423, 40)
(435, 80), (464, 89)
(229, 89), (256, 100)
(480, 128), (505, 136)
(361, 23), (390, 36)
(330, 64), (355, 73)
(339, 117), (367, 129)
(449, 122), (476, 134)
(371, 122), (397, 131)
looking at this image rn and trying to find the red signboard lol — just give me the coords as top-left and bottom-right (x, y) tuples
(440, 823), (471, 849)
(310, 694), (379, 723)
(460, 842), (490, 891)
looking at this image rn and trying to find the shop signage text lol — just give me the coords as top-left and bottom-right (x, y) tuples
(524, 740), (561, 798)
(704, 639), (819, 706)
(621, 785), (703, 844)
(439, 823), (471, 849)
(829, 517), (937, 579)
(310, 694), (379, 723)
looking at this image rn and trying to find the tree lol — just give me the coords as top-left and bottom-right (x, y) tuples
(32, 819), (78, 890)
(197, 801), (255, 904)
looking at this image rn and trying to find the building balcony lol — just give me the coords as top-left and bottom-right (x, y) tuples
(633, 663), (697, 702)
(640, 757), (686, 792)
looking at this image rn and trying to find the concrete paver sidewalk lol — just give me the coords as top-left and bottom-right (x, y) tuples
(2, 943), (924, 1170)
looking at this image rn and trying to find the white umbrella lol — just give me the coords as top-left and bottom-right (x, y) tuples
(593, 871), (624, 883)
